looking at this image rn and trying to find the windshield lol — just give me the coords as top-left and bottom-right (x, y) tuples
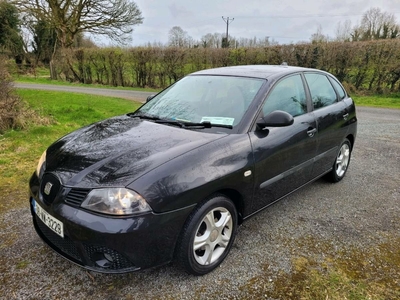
(136, 75), (265, 128)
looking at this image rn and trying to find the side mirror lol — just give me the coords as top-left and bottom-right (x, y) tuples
(257, 110), (294, 130)
(146, 95), (155, 103)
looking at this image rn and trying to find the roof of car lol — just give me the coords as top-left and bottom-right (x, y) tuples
(190, 65), (316, 79)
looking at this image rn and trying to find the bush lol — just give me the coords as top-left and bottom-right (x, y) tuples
(0, 58), (51, 133)
(0, 58), (23, 132)
(26, 39), (400, 93)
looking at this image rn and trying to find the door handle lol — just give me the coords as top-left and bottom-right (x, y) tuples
(343, 113), (349, 120)
(307, 128), (317, 137)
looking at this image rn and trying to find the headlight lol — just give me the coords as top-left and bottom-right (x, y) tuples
(81, 188), (152, 215)
(36, 150), (47, 177)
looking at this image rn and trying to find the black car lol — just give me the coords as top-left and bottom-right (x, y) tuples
(29, 65), (357, 275)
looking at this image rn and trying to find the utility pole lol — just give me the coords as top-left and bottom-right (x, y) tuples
(222, 16), (234, 48)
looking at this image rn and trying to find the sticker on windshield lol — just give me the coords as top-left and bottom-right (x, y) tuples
(201, 117), (235, 126)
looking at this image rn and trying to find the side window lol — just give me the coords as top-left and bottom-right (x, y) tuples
(262, 74), (307, 117)
(330, 77), (346, 100)
(305, 73), (338, 109)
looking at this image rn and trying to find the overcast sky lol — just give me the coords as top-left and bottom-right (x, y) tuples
(112, 0), (400, 46)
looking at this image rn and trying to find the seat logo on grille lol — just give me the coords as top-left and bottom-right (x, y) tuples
(44, 182), (53, 195)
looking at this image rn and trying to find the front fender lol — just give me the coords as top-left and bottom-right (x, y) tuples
(128, 134), (255, 214)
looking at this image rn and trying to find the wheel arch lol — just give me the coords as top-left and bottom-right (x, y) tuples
(346, 134), (355, 150)
(213, 189), (245, 225)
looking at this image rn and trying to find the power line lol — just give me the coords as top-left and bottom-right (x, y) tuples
(235, 11), (400, 19)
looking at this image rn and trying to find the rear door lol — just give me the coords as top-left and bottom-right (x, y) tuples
(303, 73), (349, 177)
(249, 74), (317, 212)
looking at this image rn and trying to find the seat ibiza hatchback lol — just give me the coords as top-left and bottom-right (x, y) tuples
(29, 65), (357, 275)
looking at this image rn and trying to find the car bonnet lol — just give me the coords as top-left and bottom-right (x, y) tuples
(44, 115), (227, 188)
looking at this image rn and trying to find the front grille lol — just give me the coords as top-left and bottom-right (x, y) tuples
(65, 188), (91, 206)
(84, 244), (135, 270)
(35, 216), (82, 262)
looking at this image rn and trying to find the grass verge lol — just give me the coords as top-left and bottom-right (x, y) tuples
(352, 94), (400, 109)
(14, 72), (160, 93)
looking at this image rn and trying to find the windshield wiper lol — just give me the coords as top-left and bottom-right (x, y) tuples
(129, 114), (233, 129)
(185, 121), (233, 129)
(128, 113), (160, 121)
(155, 120), (233, 129)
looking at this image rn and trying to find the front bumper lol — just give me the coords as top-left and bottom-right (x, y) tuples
(29, 175), (194, 273)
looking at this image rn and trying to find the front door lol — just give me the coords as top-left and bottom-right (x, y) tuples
(249, 74), (317, 212)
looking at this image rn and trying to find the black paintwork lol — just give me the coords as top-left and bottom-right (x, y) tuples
(29, 65), (357, 273)
(45, 116), (228, 188)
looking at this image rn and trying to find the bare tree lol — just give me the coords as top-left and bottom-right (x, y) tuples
(335, 20), (352, 42)
(201, 33), (213, 48)
(168, 26), (192, 48)
(310, 24), (329, 43)
(14, 0), (143, 47)
(201, 33), (224, 48)
(234, 36), (273, 48)
(354, 7), (399, 40)
(13, 0), (143, 78)
(214, 33), (224, 48)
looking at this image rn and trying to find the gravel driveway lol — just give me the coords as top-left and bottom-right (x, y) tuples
(0, 106), (399, 299)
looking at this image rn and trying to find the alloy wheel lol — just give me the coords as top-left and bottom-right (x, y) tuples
(193, 207), (233, 265)
(335, 143), (350, 178)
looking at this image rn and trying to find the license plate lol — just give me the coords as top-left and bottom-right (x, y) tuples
(33, 199), (64, 238)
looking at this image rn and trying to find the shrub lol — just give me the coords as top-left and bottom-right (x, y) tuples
(0, 58), (23, 132)
(24, 39), (400, 93)
(0, 58), (51, 133)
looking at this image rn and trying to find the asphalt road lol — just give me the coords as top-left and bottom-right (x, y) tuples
(0, 102), (399, 299)
(14, 82), (154, 103)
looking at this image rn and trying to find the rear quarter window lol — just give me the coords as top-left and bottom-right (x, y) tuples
(329, 77), (346, 100)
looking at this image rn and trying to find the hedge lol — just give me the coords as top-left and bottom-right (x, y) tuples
(54, 39), (400, 93)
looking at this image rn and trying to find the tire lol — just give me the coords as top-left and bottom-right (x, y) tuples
(175, 195), (238, 275)
(326, 138), (352, 182)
